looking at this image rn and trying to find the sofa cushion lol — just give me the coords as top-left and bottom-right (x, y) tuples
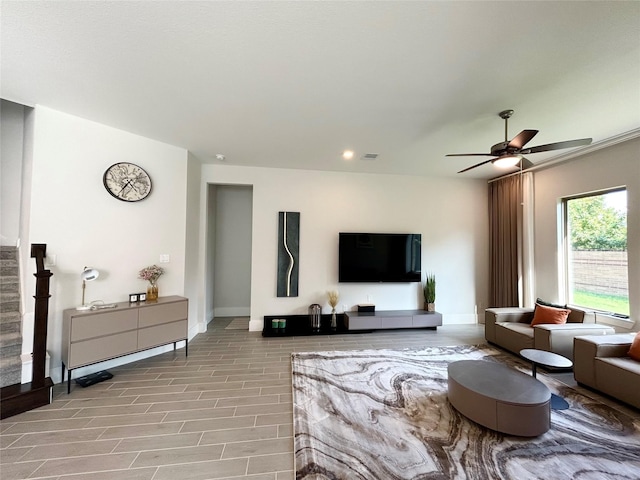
(531, 304), (571, 326)
(497, 322), (535, 337)
(494, 322), (535, 355)
(536, 297), (566, 309)
(628, 331), (640, 361)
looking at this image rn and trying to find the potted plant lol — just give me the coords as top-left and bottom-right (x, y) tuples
(423, 273), (436, 311)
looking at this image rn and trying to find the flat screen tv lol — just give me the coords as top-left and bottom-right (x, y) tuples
(339, 233), (422, 283)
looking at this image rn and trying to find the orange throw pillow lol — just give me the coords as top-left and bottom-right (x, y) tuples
(531, 303), (571, 326)
(628, 332), (640, 361)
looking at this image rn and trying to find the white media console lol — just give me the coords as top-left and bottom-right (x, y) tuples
(345, 310), (442, 331)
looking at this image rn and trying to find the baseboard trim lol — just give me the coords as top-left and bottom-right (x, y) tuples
(249, 319), (263, 332)
(21, 352), (50, 384)
(442, 314), (478, 325)
(214, 307), (250, 318)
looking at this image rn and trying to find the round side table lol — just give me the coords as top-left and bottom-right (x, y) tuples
(520, 349), (573, 410)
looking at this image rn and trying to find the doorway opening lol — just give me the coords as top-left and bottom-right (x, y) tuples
(206, 184), (253, 329)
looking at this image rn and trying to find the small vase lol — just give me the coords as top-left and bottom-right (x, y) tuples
(331, 308), (337, 329)
(147, 281), (159, 301)
(427, 302), (435, 312)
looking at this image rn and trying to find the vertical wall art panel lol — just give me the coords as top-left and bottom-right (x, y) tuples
(277, 211), (300, 297)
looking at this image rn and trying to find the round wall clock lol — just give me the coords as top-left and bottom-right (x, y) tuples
(103, 162), (152, 202)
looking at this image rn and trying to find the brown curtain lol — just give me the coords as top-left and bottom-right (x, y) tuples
(489, 175), (521, 307)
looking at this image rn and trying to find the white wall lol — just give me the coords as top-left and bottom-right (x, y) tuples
(23, 106), (190, 382)
(198, 164), (489, 331)
(205, 185), (217, 323)
(1, 100), (26, 246)
(533, 137), (640, 330)
(184, 152), (204, 335)
(212, 185), (253, 317)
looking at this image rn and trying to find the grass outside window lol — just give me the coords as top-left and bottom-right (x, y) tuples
(572, 291), (629, 316)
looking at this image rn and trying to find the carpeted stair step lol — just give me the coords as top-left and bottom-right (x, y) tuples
(0, 331), (22, 353)
(0, 312), (22, 333)
(0, 274), (19, 286)
(0, 356), (22, 388)
(0, 291), (20, 313)
(0, 246), (17, 258)
(0, 265), (18, 278)
(0, 246), (23, 389)
(0, 247), (19, 276)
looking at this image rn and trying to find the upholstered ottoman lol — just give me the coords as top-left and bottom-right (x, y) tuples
(448, 360), (551, 437)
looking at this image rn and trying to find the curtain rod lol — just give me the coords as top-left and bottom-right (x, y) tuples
(487, 128), (640, 184)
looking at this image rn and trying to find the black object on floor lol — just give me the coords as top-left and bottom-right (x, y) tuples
(75, 370), (113, 387)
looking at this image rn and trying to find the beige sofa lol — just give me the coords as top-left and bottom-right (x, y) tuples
(485, 306), (614, 361)
(574, 334), (640, 409)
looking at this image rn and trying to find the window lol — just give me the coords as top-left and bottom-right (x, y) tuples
(563, 188), (629, 315)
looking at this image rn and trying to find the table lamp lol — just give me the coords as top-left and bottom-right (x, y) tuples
(76, 267), (100, 310)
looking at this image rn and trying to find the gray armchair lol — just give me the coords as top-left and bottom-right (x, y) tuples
(574, 334), (640, 409)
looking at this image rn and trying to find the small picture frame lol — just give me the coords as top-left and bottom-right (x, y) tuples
(129, 293), (139, 303)
(139, 292), (147, 302)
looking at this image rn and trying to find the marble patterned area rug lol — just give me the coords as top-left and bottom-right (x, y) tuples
(292, 345), (640, 480)
(225, 317), (250, 330)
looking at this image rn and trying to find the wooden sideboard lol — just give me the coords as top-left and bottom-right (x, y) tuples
(62, 295), (188, 393)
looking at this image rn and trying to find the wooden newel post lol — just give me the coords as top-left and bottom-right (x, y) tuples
(1, 243), (54, 419)
(30, 244), (52, 389)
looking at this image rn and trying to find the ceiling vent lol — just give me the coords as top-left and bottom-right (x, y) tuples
(361, 153), (379, 160)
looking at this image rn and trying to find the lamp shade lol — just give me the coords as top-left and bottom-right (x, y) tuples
(77, 267), (100, 310)
(81, 267), (100, 282)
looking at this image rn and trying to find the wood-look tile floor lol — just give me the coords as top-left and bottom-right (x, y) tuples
(1, 320), (632, 480)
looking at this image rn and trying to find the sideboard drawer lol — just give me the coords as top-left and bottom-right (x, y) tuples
(138, 320), (188, 350)
(381, 316), (413, 329)
(139, 300), (188, 328)
(70, 309), (138, 341)
(69, 331), (138, 368)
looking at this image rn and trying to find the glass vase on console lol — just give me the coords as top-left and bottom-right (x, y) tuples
(147, 280), (159, 302)
(331, 308), (337, 330)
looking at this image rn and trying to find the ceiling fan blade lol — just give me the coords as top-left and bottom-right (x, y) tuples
(508, 130), (538, 149)
(457, 158), (495, 173)
(446, 153), (493, 157)
(523, 138), (592, 154)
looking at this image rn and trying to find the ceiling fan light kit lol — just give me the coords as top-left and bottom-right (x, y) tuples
(493, 155), (522, 169)
(448, 109), (592, 174)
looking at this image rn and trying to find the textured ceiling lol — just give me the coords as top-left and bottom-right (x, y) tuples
(2, 1), (639, 178)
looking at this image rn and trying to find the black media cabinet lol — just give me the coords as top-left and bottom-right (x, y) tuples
(263, 310), (442, 337)
(262, 313), (371, 337)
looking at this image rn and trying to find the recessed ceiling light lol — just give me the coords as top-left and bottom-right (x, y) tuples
(215, 154), (226, 161)
(342, 150), (354, 160)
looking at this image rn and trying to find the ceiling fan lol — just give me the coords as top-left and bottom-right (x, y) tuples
(448, 110), (592, 174)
